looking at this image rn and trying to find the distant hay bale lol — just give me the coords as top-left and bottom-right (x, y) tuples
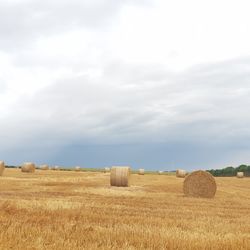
(21, 162), (35, 173)
(176, 169), (187, 178)
(237, 172), (244, 178)
(183, 170), (217, 198)
(40, 164), (49, 170)
(104, 167), (110, 173)
(110, 166), (131, 187)
(75, 166), (81, 172)
(0, 161), (5, 176)
(138, 168), (144, 175)
(158, 171), (163, 175)
(54, 166), (60, 171)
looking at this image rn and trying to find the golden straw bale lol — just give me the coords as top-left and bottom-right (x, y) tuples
(110, 166), (131, 187)
(21, 162), (35, 173)
(0, 161), (5, 176)
(75, 166), (81, 171)
(104, 167), (110, 173)
(237, 172), (244, 178)
(183, 170), (217, 198)
(176, 169), (187, 178)
(138, 168), (145, 175)
(40, 164), (49, 170)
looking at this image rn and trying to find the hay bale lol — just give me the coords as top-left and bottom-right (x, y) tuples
(104, 167), (110, 173)
(21, 162), (35, 173)
(183, 170), (217, 198)
(237, 172), (244, 178)
(54, 166), (60, 171)
(110, 166), (131, 187)
(0, 161), (5, 176)
(138, 168), (144, 175)
(40, 164), (49, 170)
(75, 166), (81, 171)
(158, 171), (163, 175)
(176, 169), (187, 178)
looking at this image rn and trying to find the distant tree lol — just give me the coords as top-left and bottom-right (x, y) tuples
(223, 166), (235, 176)
(207, 164), (250, 177)
(237, 164), (248, 172)
(208, 169), (215, 176)
(214, 169), (220, 176)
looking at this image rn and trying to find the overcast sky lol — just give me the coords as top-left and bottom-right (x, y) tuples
(1, 0), (250, 170)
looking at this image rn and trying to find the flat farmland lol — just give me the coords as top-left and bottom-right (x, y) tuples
(0, 168), (249, 250)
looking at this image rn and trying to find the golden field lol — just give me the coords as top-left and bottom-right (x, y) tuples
(0, 168), (249, 250)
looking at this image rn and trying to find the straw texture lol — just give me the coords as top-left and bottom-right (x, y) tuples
(0, 161), (5, 176)
(183, 170), (217, 198)
(21, 162), (35, 173)
(110, 166), (131, 187)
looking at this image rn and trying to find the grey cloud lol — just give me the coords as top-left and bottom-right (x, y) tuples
(1, 56), (250, 168)
(2, 57), (250, 144)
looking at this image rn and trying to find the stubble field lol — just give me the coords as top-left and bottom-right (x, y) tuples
(0, 168), (249, 250)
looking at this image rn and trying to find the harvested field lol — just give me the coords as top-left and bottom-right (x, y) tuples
(0, 168), (249, 250)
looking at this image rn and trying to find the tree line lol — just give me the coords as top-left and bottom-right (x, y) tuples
(207, 164), (250, 177)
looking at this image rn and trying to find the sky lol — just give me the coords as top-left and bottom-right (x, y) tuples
(1, 0), (250, 170)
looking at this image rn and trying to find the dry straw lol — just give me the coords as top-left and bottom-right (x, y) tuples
(176, 169), (187, 178)
(110, 166), (131, 187)
(104, 167), (110, 173)
(40, 164), (49, 170)
(75, 166), (81, 171)
(183, 170), (217, 198)
(21, 162), (35, 173)
(0, 161), (5, 176)
(138, 168), (145, 175)
(237, 172), (244, 178)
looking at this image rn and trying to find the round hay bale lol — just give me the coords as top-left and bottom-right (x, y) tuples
(104, 167), (110, 173)
(237, 172), (244, 178)
(0, 161), (5, 176)
(75, 166), (81, 171)
(183, 170), (217, 198)
(40, 164), (49, 170)
(21, 162), (35, 173)
(158, 171), (163, 175)
(176, 169), (186, 178)
(110, 166), (131, 187)
(54, 166), (60, 171)
(138, 168), (144, 175)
